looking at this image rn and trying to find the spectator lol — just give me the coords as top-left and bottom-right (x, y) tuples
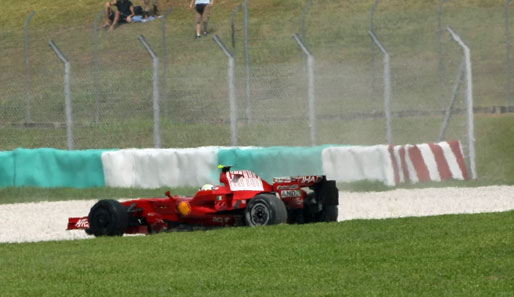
(103, 0), (136, 31)
(142, 0), (159, 18)
(189, 0), (214, 39)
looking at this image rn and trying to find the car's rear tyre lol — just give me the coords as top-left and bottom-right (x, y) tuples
(245, 194), (287, 226)
(304, 192), (339, 223)
(320, 205), (338, 222)
(88, 199), (128, 237)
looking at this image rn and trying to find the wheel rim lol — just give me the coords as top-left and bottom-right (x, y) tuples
(92, 209), (111, 232)
(250, 202), (270, 225)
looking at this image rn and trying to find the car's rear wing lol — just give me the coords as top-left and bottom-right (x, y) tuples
(273, 175), (339, 206)
(272, 175), (325, 187)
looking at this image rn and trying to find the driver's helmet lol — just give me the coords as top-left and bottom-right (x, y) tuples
(200, 184), (214, 191)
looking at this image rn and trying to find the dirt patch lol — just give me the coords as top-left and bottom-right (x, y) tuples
(1, 186), (513, 243)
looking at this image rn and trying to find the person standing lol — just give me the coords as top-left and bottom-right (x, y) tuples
(189, 0), (214, 39)
(103, 0), (136, 31)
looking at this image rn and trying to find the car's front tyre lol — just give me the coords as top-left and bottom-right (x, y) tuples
(88, 199), (128, 237)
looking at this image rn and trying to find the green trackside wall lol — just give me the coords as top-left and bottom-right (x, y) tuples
(0, 151), (14, 187)
(0, 148), (108, 188)
(217, 146), (337, 182)
(1, 146), (350, 189)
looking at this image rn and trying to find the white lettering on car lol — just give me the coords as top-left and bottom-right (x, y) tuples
(280, 190), (302, 198)
(227, 171), (264, 191)
(276, 184), (299, 190)
(300, 176), (320, 184)
(212, 217), (231, 224)
(75, 218), (90, 229)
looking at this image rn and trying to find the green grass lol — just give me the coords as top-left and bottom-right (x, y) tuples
(0, 186), (197, 205)
(1, 211), (513, 296)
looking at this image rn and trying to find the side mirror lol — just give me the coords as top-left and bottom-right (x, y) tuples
(218, 164), (232, 172)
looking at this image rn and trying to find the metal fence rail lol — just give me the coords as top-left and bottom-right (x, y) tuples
(4, 2), (514, 180)
(447, 26), (476, 180)
(213, 34), (238, 146)
(48, 40), (74, 150)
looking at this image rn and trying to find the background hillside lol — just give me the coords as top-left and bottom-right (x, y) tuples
(1, 0), (513, 184)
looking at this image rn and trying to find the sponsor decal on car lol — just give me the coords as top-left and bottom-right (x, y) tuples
(280, 190), (302, 198)
(75, 218), (90, 229)
(227, 170), (264, 191)
(276, 184), (299, 190)
(212, 217), (231, 224)
(300, 176), (321, 184)
(177, 201), (192, 216)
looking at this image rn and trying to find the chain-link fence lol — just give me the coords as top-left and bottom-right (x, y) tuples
(1, 1), (512, 166)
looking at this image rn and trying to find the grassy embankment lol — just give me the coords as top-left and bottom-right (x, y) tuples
(1, 211), (513, 296)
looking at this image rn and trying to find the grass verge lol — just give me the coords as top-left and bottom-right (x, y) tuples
(0, 211), (513, 296)
(0, 186), (197, 205)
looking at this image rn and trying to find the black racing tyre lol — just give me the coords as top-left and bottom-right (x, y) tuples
(245, 194), (288, 226)
(88, 199), (128, 237)
(303, 192), (320, 223)
(320, 205), (339, 222)
(304, 192), (339, 223)
(287, 209), (305, 224)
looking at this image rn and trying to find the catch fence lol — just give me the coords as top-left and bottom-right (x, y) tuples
(2, 1), (514, 179)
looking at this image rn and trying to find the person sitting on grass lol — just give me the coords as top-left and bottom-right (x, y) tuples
(143, 0), (159, 18)
(103, 0), (136, 31)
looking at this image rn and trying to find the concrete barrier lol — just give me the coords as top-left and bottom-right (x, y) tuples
(102, 147), (220, 188)
(0, 151), (14, 187)
(218, 146), (331, 183)
(0, 141), (468, 189)
(0, 148), (106, 188)
(322, 145), (396, 186)
(390, 140), (468, 184)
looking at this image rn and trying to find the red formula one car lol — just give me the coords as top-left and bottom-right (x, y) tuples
(68, 166), (339, 237)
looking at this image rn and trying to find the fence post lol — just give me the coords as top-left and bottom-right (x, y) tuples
(93, 9), (103, 123)
(244, 0), (252, 124)
(301, 1), (313, 42)
(48, 40), (74, 150)
(438, 0), (450, 110)
(439, 58), (465, 141)
(24, 11), (35, 123)
(213, 34), (238, 146)
(506, 0), (513, 105)
(368, 31), (392, 145)
(293, 33), (317, 146)
(138, 35), (161, 148)
(162, 7), (173, 116)
(231, 3), (242, 49)
(369, 0), (380, 106)
(447, 26), (476, 179)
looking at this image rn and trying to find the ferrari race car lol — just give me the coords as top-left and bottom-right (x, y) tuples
(68, 166), (339, 237)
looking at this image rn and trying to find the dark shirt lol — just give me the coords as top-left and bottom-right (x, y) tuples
(115, 0), (133, 16)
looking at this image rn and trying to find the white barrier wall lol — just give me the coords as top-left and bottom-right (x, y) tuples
(322, 145), (396, 186)
(99, 141), (468, 189)
(102, 147), (220, 188)
(321, 141), (468, 187)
